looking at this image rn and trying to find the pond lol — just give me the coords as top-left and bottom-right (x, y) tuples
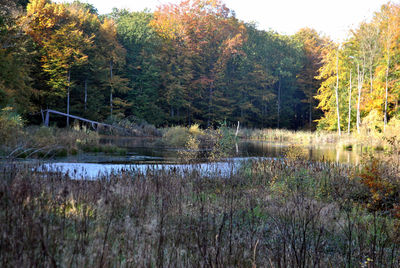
(97, 136), (365, 164)
(38, 136), (368, 179)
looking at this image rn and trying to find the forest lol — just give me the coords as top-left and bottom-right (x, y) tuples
(1, 0), (397, 131)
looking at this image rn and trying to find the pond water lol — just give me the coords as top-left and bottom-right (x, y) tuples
(97, 136), (365, 164)
(38, 136), (368, 179)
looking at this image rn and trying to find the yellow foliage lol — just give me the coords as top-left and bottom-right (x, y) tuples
(284, 145), (308, 161)
(189, 124), (204, 136)
(360, 110), (384, 135)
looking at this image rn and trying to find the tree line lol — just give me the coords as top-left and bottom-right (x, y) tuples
(1, 0), (399, 131)
(316, 2), (400, 134)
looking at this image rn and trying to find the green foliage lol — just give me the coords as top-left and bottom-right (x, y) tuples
(209, 123), (237, 160)
(3, 0), (400, 133)
(284, 144), (308, 160)
(178, 135), (200, 163)
(162, 126), (191, 147)
(316, 3), (400, 133)
(0, 0), (34, 115)
(112, 10), (164, 125)
(0, 107), (24, 148)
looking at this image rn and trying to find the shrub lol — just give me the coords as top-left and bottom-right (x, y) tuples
(30, 126), (56, 147)
(0, 107), (24, 148)
(209, 124), (237, 160)
(162, 126), (191, 147)
(188, 123), (203, 136)
(284, 144), (308, 161)
(383, 117), (400, 153)
(358, 156), (400, 213)
(360, 110), (384, 134)
(178, 135), (200, 163)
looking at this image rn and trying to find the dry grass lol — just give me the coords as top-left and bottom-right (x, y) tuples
(239, 126), (400, 154)
(1, 155), (400, 267)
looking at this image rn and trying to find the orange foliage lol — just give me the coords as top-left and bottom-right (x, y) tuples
(359, 158), (397, 212)
(151, 0), (246, 82)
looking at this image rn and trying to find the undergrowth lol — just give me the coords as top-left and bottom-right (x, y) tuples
(1, 155), (400, 267)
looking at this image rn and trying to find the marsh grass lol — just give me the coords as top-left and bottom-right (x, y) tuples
(239, 125), (400, 154)
(0, 124), (133, 159)
(1, 155), (400, 267)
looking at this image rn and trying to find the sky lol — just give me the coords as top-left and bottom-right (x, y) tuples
(55, 0), (394, 42)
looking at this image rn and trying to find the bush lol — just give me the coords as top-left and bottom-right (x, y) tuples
(0, 107), (24, 148)
(357, 155), (400, 213)
(29, 126), (57, 147)
(360, 110), (384, 134)
(284, 144), (308, 161)
(163, 126), (191, 147)
(178, 135), (200, 163)
(209, 124), (237, 160)
(383, 117), (400, 153)
(188, 123), (203, 136)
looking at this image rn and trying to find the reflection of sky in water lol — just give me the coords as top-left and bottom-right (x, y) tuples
(40, 158), (265, 179)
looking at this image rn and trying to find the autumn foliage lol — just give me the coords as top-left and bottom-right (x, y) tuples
(151, 0), (246, 125)
(315, 3), (400, 133)
(358, 156), (400, 218)
(2, 0), (400, 130)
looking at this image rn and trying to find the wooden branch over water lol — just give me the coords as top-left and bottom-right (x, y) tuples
(43, 109), (117, 130)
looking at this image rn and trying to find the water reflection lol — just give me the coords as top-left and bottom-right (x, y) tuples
(40, 137), (374, 179)
(97, 137), (366, 165)
(238, 141), (363, 165)
(40, 159), (248, 179)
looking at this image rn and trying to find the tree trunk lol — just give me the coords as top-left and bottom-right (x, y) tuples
(335, 51), (341, 136)
(384, 52), (390, 132)
(84, 78), (87, 112)
(356, 63), (362, 133)
(348, 72), (352, 134)
(262, 103), (265, 129)
(277, 79), (281, 129)
(110, 61), (113, 117)
(309, 96), (312, 130)
(41, 109), (44, 124)
(369, 64), (373, 94)
(67, 69), (70, 127)
(45, 110), (49, 127)
(207, 80), (214, 127)
(187, 107), (191, 126)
